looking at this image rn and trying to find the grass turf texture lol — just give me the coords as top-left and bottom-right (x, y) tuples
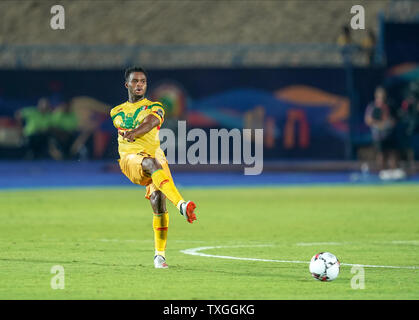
(0, 185), (418, 299)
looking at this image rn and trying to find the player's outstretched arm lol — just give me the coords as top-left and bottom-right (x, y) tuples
(119, 114), (159, 142)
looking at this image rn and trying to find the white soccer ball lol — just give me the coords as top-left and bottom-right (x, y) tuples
(309, 252), (340, 281)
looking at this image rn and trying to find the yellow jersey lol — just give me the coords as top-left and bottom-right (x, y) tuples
(110, 98), (165, 158)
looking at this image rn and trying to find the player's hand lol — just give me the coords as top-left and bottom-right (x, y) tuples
(119, 129), (137, 142)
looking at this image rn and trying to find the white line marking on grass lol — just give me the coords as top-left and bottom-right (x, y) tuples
(296, 242), (347, 246)
(180, 245), (419, 270)
(181, 245), (307, 264)
(296, 240), (419, 247)
(390, 240), (419, 245)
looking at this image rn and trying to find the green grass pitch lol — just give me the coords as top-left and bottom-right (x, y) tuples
(0, 185), (418, 299)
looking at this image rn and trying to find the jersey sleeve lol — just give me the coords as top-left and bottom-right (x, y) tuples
(109, 108), (116, 128)
(149, 103), (165, 125)
(110, 106), (122, 128)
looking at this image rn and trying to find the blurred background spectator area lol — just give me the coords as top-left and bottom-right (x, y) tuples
(0, 0), (395, 68)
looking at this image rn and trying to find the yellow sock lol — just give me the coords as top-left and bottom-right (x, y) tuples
(151, 169), (184, 208)
(153, 212), (169, 257)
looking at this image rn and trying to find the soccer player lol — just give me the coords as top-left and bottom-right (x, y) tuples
(110, 66), (197, 269)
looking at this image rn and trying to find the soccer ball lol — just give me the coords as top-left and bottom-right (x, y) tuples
(309, 252), (340, 281)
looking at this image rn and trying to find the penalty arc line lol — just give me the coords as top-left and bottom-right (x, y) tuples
(180, 245), (419, 270)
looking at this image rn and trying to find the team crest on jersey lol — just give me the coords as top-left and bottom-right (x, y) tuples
(112, 103), (164, 129)
(123, 113), (137, 129)
(112, 108), (142, 129)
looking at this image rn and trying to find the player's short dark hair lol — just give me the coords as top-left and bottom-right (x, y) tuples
(124, 66), (147, 82)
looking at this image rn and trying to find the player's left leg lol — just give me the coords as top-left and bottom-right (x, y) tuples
(142, 157), (197, 223)
(149, 190), (169, 269)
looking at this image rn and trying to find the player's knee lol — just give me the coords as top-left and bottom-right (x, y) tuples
(150, 190), (165, 203)
(150, 191), (166, 213)
(142, 157), (162, 176)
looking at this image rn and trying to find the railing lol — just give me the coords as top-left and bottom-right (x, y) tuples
(0, 43), (371, 69)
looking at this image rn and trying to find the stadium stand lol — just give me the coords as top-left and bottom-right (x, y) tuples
(0, 0), (390, 68)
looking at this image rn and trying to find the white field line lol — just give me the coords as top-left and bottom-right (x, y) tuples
(297, 241), (419, 246)
(296, 242), (348, 246)
(11, 237), (415, 269)
(389, 240), (419, 245)
(180, 245), (419, 270)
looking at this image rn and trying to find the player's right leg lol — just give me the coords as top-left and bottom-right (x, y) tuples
(149, 190), (169, 269)
(142, 157), (197, 223)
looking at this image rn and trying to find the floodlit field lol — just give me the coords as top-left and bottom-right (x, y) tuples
(0, 185), (418, 299)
